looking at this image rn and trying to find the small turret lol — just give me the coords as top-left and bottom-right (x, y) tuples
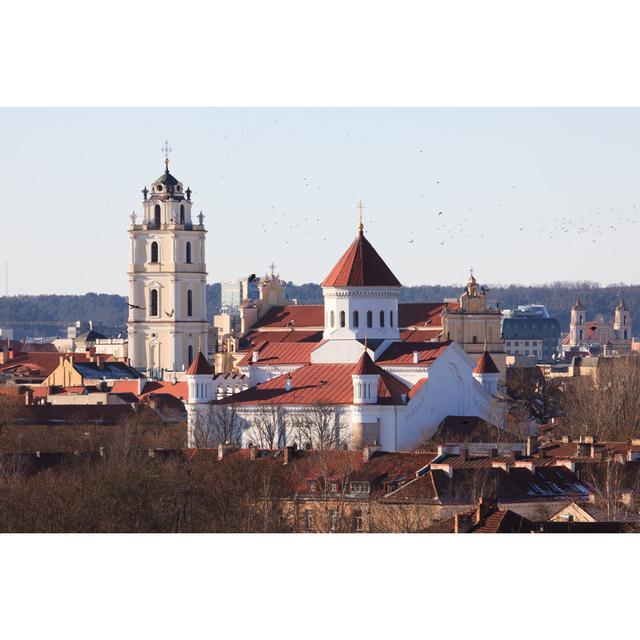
(473, 346), (500, 395)
(351, 350), (380, 405)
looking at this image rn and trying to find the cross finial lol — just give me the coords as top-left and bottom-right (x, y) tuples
(357, 200), (365, 234)
(161, 140), (172, 170)
(268, 262), (277, 278)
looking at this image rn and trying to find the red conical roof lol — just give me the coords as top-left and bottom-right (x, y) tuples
(474, 350), (499, 375)
(186, 352), (214, 375)
(321, 229), (401, 288)
(353, 350), (380, 376)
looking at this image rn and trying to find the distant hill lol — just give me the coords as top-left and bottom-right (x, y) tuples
(0, 281), (637, 339)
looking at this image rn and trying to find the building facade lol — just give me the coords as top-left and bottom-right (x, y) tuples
(127, 159), (208, 373)
(567, 297), (632, 353)
(501, 305), (561, 362)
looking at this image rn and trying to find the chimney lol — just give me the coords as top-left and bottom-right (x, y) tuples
(217, 442), (236, 460)
(136, 377), (146, 396)
(252, 349), (260, 363)
(561, 435), (571, 444)
(250, 446), (257, 461)
(488, 447), (498, 459)
(0, 340), (8, 365)
(283, 444), (296, 464)
(363, 442), (382, 462)
(526, 436), (538, 456)
(412, 351), (419, 364)
(8, 348), (15, 360)
(460, 447), (468, 461)
(475, 497), (493, 524)
(285, 374), (293, 392)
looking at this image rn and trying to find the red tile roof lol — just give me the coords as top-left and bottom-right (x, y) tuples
(186, 352), (214, 375)
(474, 350), (499, 374)
(353, 350), (378, 376)
(237, 341), (320, 366)
(321, 229), (401, 288)
(0, 352), (91, 377)
(110, 380), (188, 401)
(400, 328), (442, 342)
(220, 362), (410, 406)
(253, 305), (324, 329)
(243, 329), (323, 344)
(376, 341), (450, 366)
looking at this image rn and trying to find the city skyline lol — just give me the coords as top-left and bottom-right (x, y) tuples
(2, 107), (640, 296)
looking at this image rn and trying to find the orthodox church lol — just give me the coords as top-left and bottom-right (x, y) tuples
(185, 220), (502, 451)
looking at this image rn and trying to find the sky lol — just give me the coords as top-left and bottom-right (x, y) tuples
(1, 107), (639, 296)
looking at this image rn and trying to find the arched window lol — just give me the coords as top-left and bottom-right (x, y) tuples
(340, 311), (345, 328)
(187, 289), (193, 317)
(353, 310), (359, 328)
(472, 335), (478, 344)
(330, 311), (335, 327)
(180, 204), (185, 224)
(390, 310), (394, 327)
(150, 241), (159, 263)
(367, 311), (373, 329)
(188, 345), (194, 366)
(154, 204), (161, 227)
(380, 310), (385, 327)
(150, 289), (158, 317)
(186, 241), (192, 264)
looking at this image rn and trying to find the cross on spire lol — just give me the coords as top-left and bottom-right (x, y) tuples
(357, 200), (365, 233)
(161, 140), (172, 170)
(268, 262), (277, 278)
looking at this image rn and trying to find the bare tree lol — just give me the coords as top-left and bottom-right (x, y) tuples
(251, 405), (289, 449)
(207, 403), (243, 446)
(290, 404), (348, 451)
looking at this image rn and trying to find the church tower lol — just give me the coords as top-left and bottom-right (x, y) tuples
(569, 297), (585, 347)
(127, 148), (209, 374)
(614, 297), (631, 342)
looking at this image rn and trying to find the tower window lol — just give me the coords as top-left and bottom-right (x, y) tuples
(180, 204), (185, 224)
(390, 310), (393, 327)
(330, 311), (335, 328)
(150, 289), (158, 317)
(353, 310), (359, 328)
(188, 345), (194, 366)
(154, 204), (161, 227)
(150, 241), (159, 263)
(380, 310), (385, 327)
(367, 311), (373, 329)
(186, 241), (192, 264)
(187, 289), (193, 317)
(340, 311), (345, 328)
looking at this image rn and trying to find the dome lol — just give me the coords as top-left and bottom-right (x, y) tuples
(150, 160), (184, 198)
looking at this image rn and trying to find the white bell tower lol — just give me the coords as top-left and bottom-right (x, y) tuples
(127, 144), (209, 374)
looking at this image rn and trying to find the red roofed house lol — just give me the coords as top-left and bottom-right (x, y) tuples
(186, 224), (503, 450)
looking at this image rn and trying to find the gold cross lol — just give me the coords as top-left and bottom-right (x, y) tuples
(357, 200), (365, 232)
(268, 262), (277, 277)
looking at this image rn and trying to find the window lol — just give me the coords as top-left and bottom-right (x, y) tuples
(353, 310), (359, 328)
(187, 289), (193, 317)
(150, 289), (158, 316)
(304, 509), (314, 531)
(330, 311), (335, 327)
(380, 310), (385, 327)
(367, 310), (373, 329)
(150, 241), (159, 263)
(624, 330), (628, 339)
(353, 509), (363, 532)
(186, 241), (192, 264)
(188, 345), (194, 366)
(328, 481), (338, 492)
(390, 310), (393, 327)
(340, 310), (345, 328)
(472, 336), (478, 344)
(308, 480), (317, 493)
(180, 204), (185, 224)
(328, 509), (338, 531)
(154, 204), (161, 227)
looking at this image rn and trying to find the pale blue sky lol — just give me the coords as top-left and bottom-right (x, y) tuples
(1, 108), (639, 296)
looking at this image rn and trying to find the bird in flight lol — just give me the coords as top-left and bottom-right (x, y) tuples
(165, 310), (174, 318)
(127, 303), (145, 310)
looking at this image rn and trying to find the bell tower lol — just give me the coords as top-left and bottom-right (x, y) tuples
(569, 297), (585, 347)
(127, 144), (209, 375)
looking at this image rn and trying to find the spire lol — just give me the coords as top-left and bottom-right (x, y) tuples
(357, 200), (365, 235)
(474, 350), (499, 375)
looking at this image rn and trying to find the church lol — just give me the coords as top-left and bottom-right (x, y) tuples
(184, 219), (503, 451)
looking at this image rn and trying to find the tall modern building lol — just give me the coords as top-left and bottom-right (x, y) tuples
(127, 157), (209, 373)
(220, 276), (259, 313)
